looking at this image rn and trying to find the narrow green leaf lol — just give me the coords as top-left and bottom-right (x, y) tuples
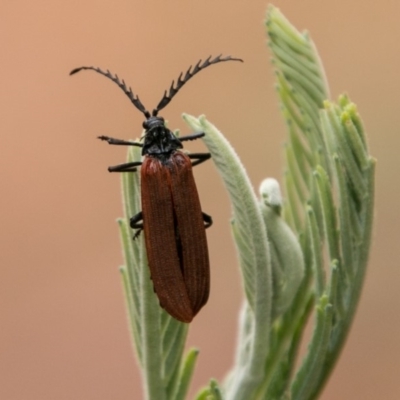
(341, 100), (369, 151)
(333, 155), (354, 280)
(278, 78), (309, 133)
(139, 247), (166, 400)
(120, 149), (142, 283)
(209, 379), (224, 400)
(313, 166), (340, 263)
(288, 124), (313, 181)
(356, 159), (376, 274)
(119, 265), (142, 364)
(341, 112), (369, 171)
(194, 388), (210, 400)
(285, 144), (307, 205)
(269, 41), (322, 79)
(231, 221), (255, 306)
(325, 104), (367, 202)
(274, 59), (327, 105)
(291, 296), (333, 400)
(172, 348), (199, 400)
(118, 219), (141, 316)
(183, 114), (272, 400)
(163, 321), (188, 387)
(122, 144), (142, 250)
(283, 170), (303, 232)
(306, 207), (325, 296)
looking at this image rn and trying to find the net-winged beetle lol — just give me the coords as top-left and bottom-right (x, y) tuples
(70, 55), (243, 322)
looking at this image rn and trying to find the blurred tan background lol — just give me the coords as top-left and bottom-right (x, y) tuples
(1, 1), (399, 399)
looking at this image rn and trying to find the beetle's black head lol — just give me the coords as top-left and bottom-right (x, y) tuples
(142, 116), (164, 131)
(141, 116), (182, 157)
(142, 115), (181, 154)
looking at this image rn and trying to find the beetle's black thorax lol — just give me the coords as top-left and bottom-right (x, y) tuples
(142, 116), (183, 159)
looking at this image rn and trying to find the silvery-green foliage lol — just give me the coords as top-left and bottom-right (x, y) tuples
(114, 5), (374, 400)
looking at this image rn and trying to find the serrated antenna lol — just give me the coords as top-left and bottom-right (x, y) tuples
(152, 55), (243, 116)
(70, 66), (151, 118)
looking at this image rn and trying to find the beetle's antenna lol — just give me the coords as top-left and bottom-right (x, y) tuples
(152, 55), (243, 116)
(70, 66), (151, 118)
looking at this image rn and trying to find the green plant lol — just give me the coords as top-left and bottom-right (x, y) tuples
(116, 5), (375, 400)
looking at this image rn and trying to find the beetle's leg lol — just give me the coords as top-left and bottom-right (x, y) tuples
(98, 135), (143, 147)
(202, 212), (213, 229)
(188, 153), (211, 167)
(107, 161), (142, 173)
(98, 136), (143, 171)
(130, 211), (144, 239)
(179, 132), (205, 142)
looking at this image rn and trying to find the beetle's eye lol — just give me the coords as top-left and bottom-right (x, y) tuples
(142, 121), (148, 129)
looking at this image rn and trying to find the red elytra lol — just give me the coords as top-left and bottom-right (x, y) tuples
(141, 153), (209, 322)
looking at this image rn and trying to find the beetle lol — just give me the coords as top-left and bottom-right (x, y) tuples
(70, 55), (243, 322)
